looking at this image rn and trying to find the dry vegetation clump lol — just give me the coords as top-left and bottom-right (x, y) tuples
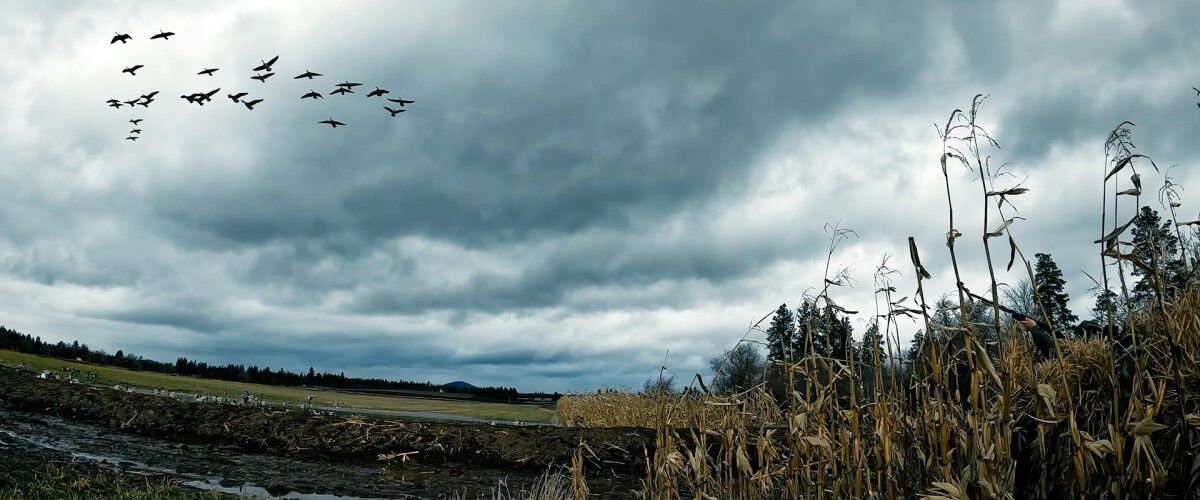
(553, 97), (1200, 498)
(556, 388), (783, 429)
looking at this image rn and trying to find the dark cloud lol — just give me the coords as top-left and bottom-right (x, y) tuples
(1, 1), (1198, 391)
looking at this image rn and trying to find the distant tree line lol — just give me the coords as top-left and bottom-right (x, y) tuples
(0, 326), (560, 402)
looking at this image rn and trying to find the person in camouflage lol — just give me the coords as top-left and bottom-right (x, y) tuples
(1015, 315), (1057, 360)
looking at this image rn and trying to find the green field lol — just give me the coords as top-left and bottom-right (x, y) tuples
(0, 349), (553, 423)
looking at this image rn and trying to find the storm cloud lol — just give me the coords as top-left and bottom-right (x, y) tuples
(1, 1), (1198, 391)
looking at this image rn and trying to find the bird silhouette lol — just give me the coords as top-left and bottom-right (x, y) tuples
(384, 106), (406, 117)
(318, 118), (345, 128)
(199, 88), (220, 103)
(130, 129), (142, 134)
(137, 98), (154, 108)
(243, 99), (263, 110)
(108, 101), (123, 109)
(387, 98), (415, 107)
(181, 94), (197, 103)
(198, 68), (219, 76)
(141, 91), (159, 100)
(129, 119), (143, 125)
(301, 90), (323, 99)
(251, 72), (275, 82)
(122, 65), (144, 76)
(252, 55), (279, 72)
(123, 99), (139, 106)
(294, 70), (322, 79)
(111, 33), (132, 44)
(228, 92), (248, 102)
(1193, 87), (1200, 96)
(367, 87), (389, 97)
(331, 87), (353, 95)
(126, 136), (138, 141)
(149, 30), (175, 40)
(336, 81), (363, 88)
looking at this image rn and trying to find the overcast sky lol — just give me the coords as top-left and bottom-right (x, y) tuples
(1, 1), (1197, 391)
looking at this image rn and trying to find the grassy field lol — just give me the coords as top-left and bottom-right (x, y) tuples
(0, 349), (553, 423)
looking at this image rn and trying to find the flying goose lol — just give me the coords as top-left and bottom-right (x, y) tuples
(228, 92), (248, 102)
(367, 87), (389, 97)
(318, 118), (345, 128)
(384, 106), (405, 117)
(149, 30), (175, 40)
(301, 90), (323, 99)
(387, 97), (414, 107)
(122, 64), (144, 75)
(294, 70), (322, 79)
(243, 98), (263, 110)
(199, 88), (220, 103)
(111, 33), (132, 44)
(251, 72), (274, 82)
(252, 55), (279, 72)
(198, 68), (219, 76)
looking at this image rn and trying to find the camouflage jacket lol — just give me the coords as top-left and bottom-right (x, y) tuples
(1027, 324), (1056, 361)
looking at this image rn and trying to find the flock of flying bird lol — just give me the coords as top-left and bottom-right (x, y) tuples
(107, 30), (415, 141)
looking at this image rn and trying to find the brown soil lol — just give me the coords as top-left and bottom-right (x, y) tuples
(0, 368), (652, 477)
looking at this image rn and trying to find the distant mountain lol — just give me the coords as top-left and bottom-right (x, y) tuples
(442, 380), (476, 390)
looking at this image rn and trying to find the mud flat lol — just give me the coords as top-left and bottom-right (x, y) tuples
(0, 367), (649, 497)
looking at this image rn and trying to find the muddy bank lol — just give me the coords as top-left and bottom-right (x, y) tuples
(0, 403), (553, 498)
(0, 368), (652, 476)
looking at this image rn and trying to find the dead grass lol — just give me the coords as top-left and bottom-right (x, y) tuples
(552, 100), (1200, 499)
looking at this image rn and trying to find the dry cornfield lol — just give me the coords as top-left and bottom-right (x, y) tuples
(553, 98), (1200, 499)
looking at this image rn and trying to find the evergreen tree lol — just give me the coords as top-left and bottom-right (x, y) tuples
(1091, 288), (1121, 325)
(1033, 253), (1077, 333)
(906, 329), (926, 365)
(1129, 207), (1188, 305)
(860, 323), (884, 363)
(826, 309), (854, 360)
(764, 303), (796, 362)
(792, 300), (853, 359)
(858, 323), (886, 392)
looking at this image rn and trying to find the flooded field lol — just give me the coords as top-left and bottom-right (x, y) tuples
(0, 368), (647, 498)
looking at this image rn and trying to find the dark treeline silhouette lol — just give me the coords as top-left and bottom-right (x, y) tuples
(0, 326), (560, 402)
(707, 215), (1198, 399)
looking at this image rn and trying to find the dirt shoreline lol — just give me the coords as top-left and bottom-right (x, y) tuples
(0, 368), (652, 476)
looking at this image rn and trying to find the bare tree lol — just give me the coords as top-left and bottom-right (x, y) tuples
(1001, 279), (1038, 317)
(708, 343), (764, 394)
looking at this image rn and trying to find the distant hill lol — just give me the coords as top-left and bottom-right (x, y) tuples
(442, 380), (477, 390)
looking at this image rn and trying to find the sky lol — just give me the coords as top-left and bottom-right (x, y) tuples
(0, 1), (1198, 392)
